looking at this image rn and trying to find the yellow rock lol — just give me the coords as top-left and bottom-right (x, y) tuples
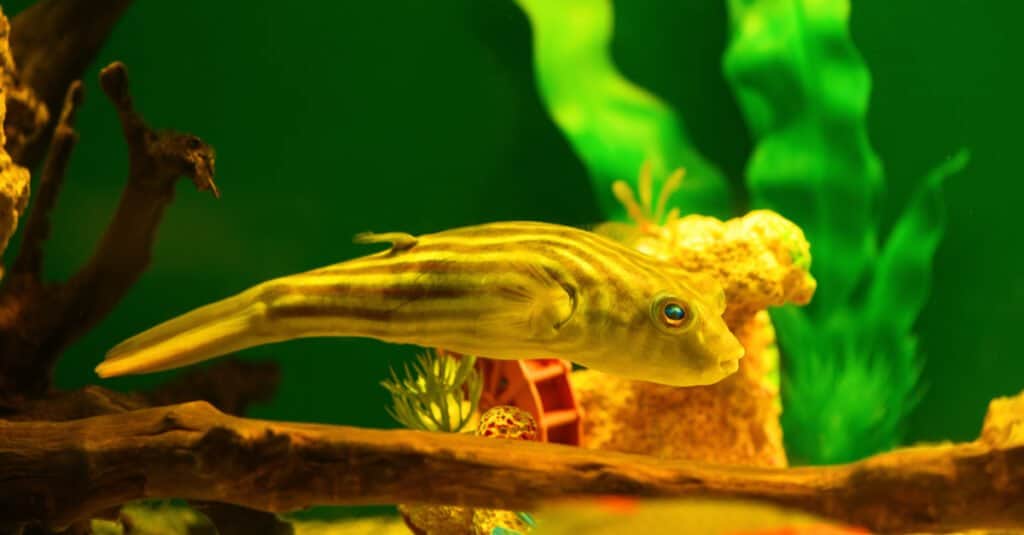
(0, 93), (31, 281)
(576, 168), (817, 468)
(980, 389), (1024, 448)
(572, 310), (788, 467)
(0, 9), (35, 281)
(602, 207), (815, 329)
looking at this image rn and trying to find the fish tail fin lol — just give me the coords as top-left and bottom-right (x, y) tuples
(95, 289), (273, 378)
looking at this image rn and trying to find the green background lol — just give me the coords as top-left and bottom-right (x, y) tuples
(4, 0), (1021, 446)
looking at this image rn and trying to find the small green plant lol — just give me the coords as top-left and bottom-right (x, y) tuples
(381, 350), (482, 433)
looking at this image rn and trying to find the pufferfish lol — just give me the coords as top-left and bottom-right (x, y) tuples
(95, 221), (744, 387)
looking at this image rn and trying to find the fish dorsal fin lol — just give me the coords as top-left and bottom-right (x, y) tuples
(353, 231), (419, 253)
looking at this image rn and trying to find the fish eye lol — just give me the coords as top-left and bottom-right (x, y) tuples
(665, 302), (685, 320)
(651, 294), (695, 330)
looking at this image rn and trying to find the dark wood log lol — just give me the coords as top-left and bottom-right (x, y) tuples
(0, 365), (282, 535)
(0, 401), (1020, 534)
(1, 360), (279, 421)
(8, 81), (82, 279)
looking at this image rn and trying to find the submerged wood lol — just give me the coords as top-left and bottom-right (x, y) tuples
(0, 61), (218, 398)
(0, 400), (1020, 533)
(9, 0), (134, 165)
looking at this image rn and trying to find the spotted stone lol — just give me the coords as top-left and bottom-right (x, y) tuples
(476, 406), (538, 441)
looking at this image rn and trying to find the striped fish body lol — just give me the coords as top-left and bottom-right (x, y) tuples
(96, 221), (744, 387)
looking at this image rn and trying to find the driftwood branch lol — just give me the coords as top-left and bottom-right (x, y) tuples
(0, 401), (1020, 534)
(8, 0), (134, 165)
(1, 360), (279, 422)
(9, 80), (82, 279)
(143, 359), (280, 417)
(61, 61), (217, 341)
(0, 61), (218, 399)
(0, 364), (282, 534)
(0, 9), (265, 531)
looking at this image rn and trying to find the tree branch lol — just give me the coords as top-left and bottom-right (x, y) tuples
(1, 359), (279, 422)
(44, 60), (218, 350)
(144, 359), (280, 417)
(0, 401), (1020, 534)
(9, 80), (83, 280)
(0, 61), (218, 398)
(61, 61), (216, 323)
(8, 0), (134, 166)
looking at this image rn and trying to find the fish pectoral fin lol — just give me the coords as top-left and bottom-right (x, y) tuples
(528, 283), (576, 336)
(353, 231), (418, 253)
(489, 264), (577, 340)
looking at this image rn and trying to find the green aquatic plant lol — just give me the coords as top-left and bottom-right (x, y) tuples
(722, 0), (968, 463)
(381, 350), (482, 433)
(516, 0), (732, 221)
(519, 0), (967, 464)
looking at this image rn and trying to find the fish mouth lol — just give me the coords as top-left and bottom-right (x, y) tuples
(718, 346), (745, 374)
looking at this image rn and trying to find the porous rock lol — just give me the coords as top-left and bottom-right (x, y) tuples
(577, 208), (816, 467)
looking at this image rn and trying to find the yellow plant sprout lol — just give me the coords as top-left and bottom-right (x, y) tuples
(598, 162), (688, 259)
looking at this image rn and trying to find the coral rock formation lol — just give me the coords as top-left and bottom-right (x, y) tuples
(0, 95), (28, 279)
(578, 170), (816, 467)
(0, 9), (32, 280)
(0, 7), (47, 165)
(573, 310), (788, 467)
(605, 205), (816, 327)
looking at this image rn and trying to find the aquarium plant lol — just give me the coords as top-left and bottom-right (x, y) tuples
(516, 0), (732, 221)
(722, 0), (968, 464)
(381, 349), (483, 433)
(519, 0), (968, 463)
